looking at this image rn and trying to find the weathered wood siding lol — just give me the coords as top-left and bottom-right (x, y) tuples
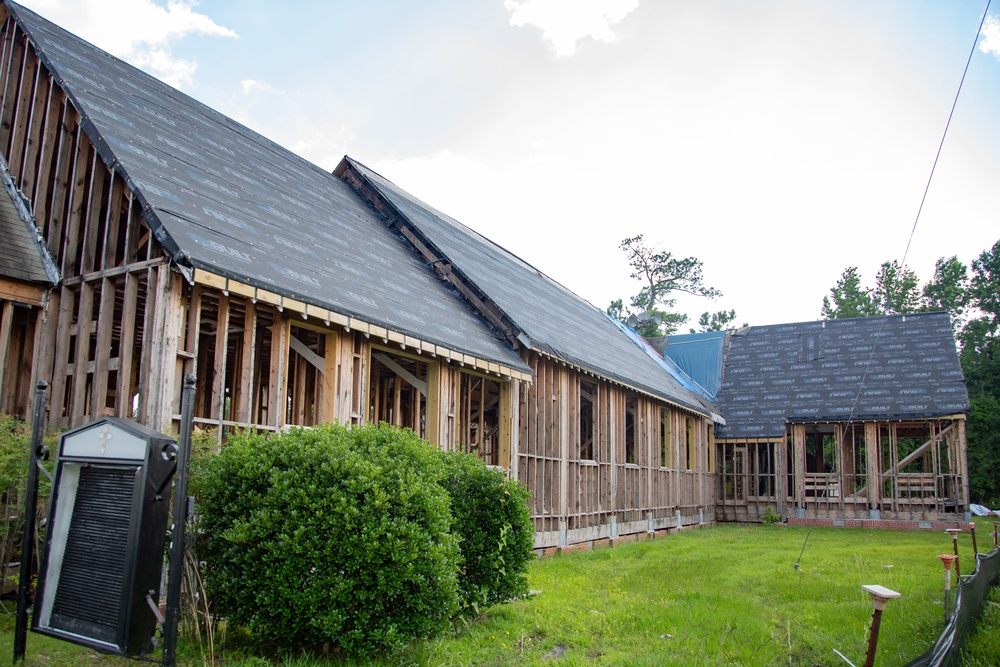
(519, 354), (715, 548)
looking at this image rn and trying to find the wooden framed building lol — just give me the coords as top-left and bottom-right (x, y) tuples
(660, 314), (970, 523)
(0, 1), (724, 550)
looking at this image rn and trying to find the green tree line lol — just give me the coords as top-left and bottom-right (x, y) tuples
(822, 240), (1000, 505)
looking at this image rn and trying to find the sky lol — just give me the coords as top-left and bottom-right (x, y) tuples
(15, 0), (1000, 329)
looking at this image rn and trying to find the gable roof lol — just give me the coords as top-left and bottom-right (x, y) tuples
(7, 1), (529, 375)
(342, 158), (716, 417)
(712, 312), (969, 439)
(0, 156), (56, 285)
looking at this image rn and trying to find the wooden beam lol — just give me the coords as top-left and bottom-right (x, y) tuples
(115, 271), (138, 418)
(321, 331), (337, 424)
(19, 62), (48, 197)
(26, 304), (45, 416)
(48, 286), (74, 426)
(101, 174), (125, 271)
(60, 135), (91, 276)
(212, 293), (230, 423)
(0, 32), (24, 154)
(32, 78), (63, 224)
(69, 281), (94, 426)
(237, 299), (257, 423)
(46, 107), (77, 263)
(0, 300), (13, 408)
(267, 312), (289, 428)
(372, 351), (426, 397)
(792, 424), (806, 507)
(0, 279), (45, 306)
(89, 277), (116, 417)
(6, 33), (34, 176)
(80, 152), (106, 274)
(289, 333), (326, 376)
(865, 422), (880, 509)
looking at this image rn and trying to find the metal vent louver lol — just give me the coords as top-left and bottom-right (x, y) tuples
(49, 466), (137, 643)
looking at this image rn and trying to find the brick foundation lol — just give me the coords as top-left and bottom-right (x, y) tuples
(785, 517), (970, 531)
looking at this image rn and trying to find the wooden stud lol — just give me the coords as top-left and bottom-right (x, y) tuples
(238, 299), (257, 423)
(19, 62), (48, 197)
(89, 277), (116, 417)
(115, 270), (139, 418)
(212, 293), (230, 424)
(47, 106), (77, 264)
(0, 300), (13, 409)
(267, 311), (289, 428)
(60, 134), (90, 277)
(69, 280), (94, 427)
(80, 151), (106, 275)
(101, 174), (125, 271)
(1, 33), (26, 161)
(31, 78), (62, 224)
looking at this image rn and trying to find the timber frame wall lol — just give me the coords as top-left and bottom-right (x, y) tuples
(716, 416), (969, 523)
(520, 353), (715, 548)
(0, 7), (719, 550)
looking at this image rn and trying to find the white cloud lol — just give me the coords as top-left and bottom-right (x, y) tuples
(504, 0), (639, 57)
(18, 0), (236, 87)
(980, 16), (1000, 59)
(241, 79), (276, 95)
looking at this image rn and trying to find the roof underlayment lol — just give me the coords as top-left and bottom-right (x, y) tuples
(8, 1), (530, 375)
(0, 156), (56, 285)
(345, 158), (714, 416)
(712, 312), (969, 439)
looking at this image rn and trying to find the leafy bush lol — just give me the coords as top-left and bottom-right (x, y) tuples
(437, 450), (534, 611)
(0, 415), (30, 490)
(196, 423), (460, 655)
(761, 505), (781, 526)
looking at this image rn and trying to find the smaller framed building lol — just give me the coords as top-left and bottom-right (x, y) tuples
(662, 313), (969, 523)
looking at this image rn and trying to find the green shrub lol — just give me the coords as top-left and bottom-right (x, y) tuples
(437, 450), (534, 611)
(761, 505), (781, 526)
(196, 423), (460, 655)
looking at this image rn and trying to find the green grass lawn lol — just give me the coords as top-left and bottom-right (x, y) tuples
(0, 520), (995, 667)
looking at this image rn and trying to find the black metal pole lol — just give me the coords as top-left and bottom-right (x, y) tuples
(162, 374), (197, 667)
(14, 381), (47, 664)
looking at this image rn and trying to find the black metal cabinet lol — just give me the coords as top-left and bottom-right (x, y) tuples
(33, 417), (175, 656)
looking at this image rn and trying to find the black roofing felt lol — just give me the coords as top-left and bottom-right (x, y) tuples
(8, 2), (528, 374)
(346, 158), (713, 416)
(0, 178), (50, 285)
(714, 312), (969, 439)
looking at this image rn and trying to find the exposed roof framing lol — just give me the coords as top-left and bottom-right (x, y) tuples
(335, 159), (527, 351)
(341, 157), (716, 418)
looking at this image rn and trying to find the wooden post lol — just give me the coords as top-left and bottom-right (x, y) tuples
(792, 424), (806, 510)
(146, 265), (183, 431)
(69, 281), (94, 426)
(267, 312), (289, 428)
(776, 437), (787, 515)
(211, 294), (230, 426)
(0, 300), (12, 412)
(320, 330), (337, 424)
(496, 380), (517, 476)
(866, 422), (881, 511)
(90, 277), (116, 417)
(559, 371), (569, 523)
(425, 359), (441, 445)
(115, 272), (138, 417)
(957, 418), (969, 510)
